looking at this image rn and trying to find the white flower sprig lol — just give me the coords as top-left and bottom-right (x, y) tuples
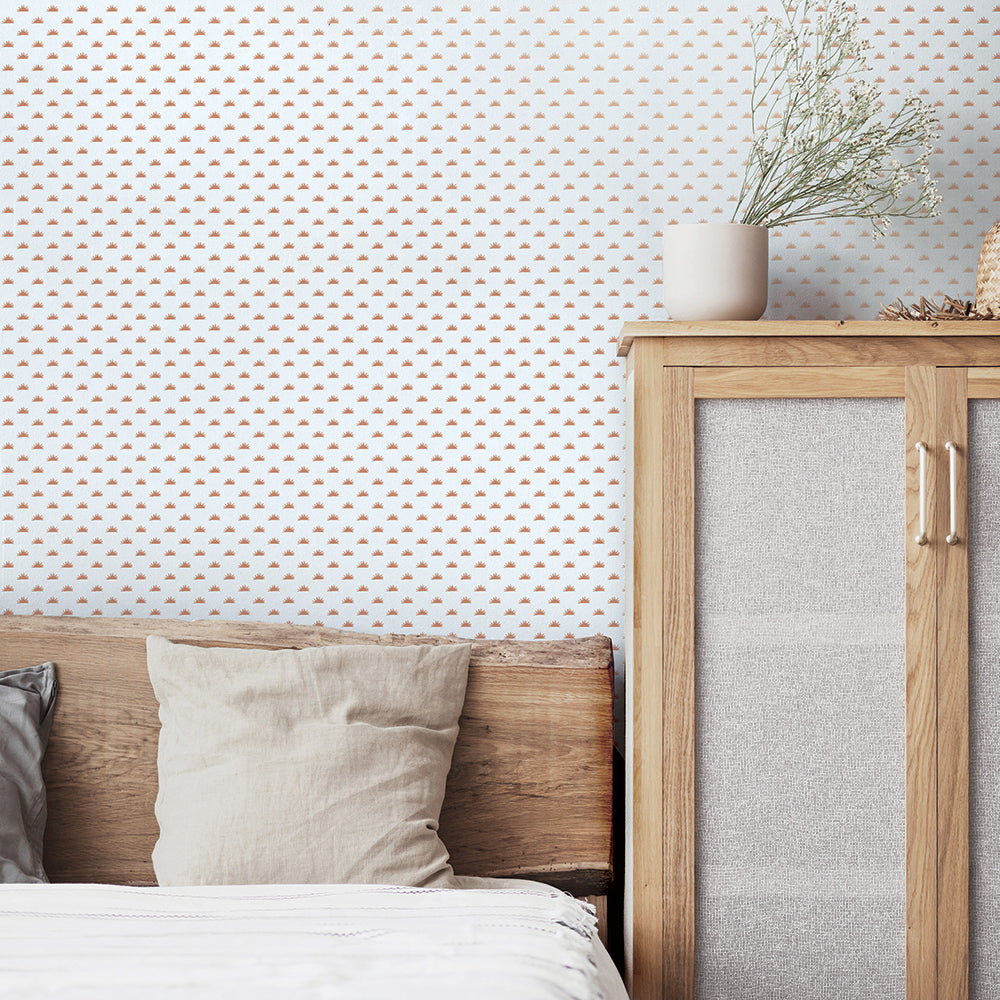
(731, 0), (941, 236)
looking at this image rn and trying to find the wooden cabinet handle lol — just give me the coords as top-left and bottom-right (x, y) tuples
(915, 441), (929, 546)
(945, 441), (960, 545)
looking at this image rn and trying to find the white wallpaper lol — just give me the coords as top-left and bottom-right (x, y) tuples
(2, 3), (998, 670)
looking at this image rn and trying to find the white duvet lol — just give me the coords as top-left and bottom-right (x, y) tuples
(0, 880), (625, 1000)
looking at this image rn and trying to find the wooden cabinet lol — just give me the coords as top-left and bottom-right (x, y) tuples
(620, 321), (1000, 1000)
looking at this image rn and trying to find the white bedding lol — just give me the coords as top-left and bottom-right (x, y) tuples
(0, 880), (626, 1000)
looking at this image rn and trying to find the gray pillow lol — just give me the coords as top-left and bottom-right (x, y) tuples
(0, 662), (58, 883)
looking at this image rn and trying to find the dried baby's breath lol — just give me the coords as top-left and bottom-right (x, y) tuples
(732, 0), (941, 236)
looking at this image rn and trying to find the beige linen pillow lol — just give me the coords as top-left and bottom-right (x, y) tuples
(147, 636), (471, 888)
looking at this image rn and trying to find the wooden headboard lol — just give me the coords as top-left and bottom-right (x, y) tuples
(0, 615), (614, 898)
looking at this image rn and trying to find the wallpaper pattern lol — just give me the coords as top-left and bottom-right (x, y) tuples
(2, 4), (998, 662)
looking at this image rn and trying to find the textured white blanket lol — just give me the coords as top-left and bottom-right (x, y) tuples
(0, 881), (621, 1000)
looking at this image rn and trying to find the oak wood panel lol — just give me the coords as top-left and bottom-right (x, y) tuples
(905, 367), (940, 1000)
(936, 369), (970, 1000)
(656, 336), (1000, 369)
(694, 366), (905, 398)
(660, 367), (696, 1000)
(0, 616), (614, 897)
(0, 615), (604, 668)
(966, 368), (1000, 398)
(617, 320), (1000, 356)
(626, 341), (667, 1000)
(442, 663), (613, 886)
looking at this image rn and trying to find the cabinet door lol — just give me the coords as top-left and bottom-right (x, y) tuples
(693, 394), (907, 1000)
(630, 362), (942, 1000)
(963, 374), (1000, 1000)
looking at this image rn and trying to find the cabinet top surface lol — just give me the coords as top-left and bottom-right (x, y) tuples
(616, 319), (1000, 357)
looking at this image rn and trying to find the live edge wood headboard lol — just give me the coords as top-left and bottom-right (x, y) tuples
(0, 615), (615, 900)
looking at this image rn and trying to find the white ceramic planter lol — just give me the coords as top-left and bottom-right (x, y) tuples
(662, 222), (768, 321)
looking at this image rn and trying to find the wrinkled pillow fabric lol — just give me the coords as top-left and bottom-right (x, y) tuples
(147, 636), (471, 888)
(0, 662), (58, 883)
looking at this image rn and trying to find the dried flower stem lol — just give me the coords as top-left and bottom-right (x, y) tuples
(732, 0), (941, 236)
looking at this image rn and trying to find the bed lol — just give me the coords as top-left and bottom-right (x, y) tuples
(0, 615), (624, 1000)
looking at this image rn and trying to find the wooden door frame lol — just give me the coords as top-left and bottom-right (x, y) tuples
(936, 368), (971, 1000)
(660, 363), (931, 1000)
(906, 367), (941, 1000)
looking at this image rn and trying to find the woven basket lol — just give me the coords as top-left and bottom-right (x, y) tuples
(976, 221), (1000, 318)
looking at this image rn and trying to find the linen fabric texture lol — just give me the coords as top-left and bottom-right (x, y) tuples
(694, 399), (906, 1000)
(967, 400), (1000, 995)
(0, 662), (58, 883)
(147, 636), (471, 888)
(0, 881), (619, 1000)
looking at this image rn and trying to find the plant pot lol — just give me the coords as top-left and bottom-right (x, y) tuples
(662, 222), (768, 321)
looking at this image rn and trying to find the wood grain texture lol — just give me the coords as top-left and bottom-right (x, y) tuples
(657, 336), (1000, 369)
(0, 616), (614, 897)
(935, 369), (970, 1000)
(587, 894), (609, 948)
(617, 320), (1000, 356)
(626, 341), (667, 1000)
(694, 366), (905, 398)
(966, 368), (1000, 398)
(905, 367), (940, 1000)
(660, 367), (696, 1000)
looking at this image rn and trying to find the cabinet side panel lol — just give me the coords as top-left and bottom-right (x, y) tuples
(693, 398), (906, 1000)
(626, 346), (668, 1000)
